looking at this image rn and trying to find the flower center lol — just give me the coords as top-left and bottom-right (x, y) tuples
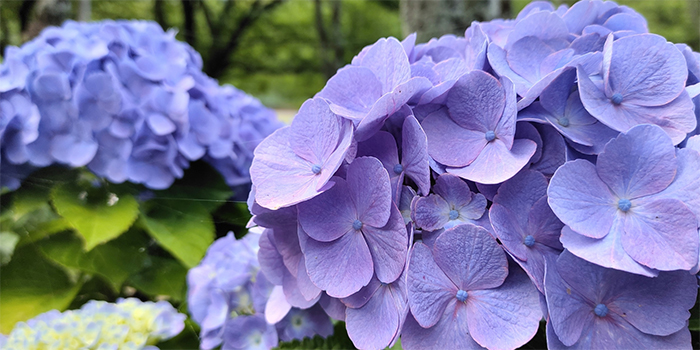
(594, 303), (609, 317)
(485, 130), (496, 142)
(311, 164), (322, 174)
(353, 220), (363, 231)
(611, 93), (623, 105)
(617, 199), (632, 212)
(524, 235), (535, 247)
(557, 117), (570, 127)
(393, 164), (403, 174)
(449, 209), (459, 220)
(456, 289), (468, 302)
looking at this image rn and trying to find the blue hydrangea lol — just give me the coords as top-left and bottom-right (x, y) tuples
(0, 20), (281, 191)
(0, 298), (185, 350)
(188, 230), (335, 350)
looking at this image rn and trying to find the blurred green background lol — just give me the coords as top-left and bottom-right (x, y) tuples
(1, 0), (698, 114)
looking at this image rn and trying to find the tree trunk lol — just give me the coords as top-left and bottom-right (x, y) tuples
(78, 0), (91, 22)
(689, 0), (700, 50)
(400, 0), (489, 43)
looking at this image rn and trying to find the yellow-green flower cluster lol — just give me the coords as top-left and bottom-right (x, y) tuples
(0, 298), (185, 350)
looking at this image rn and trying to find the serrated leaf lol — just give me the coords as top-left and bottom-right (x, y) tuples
(0, 245), (82, 333)
(51, 182), (139, 250)
(139, 199), (214, 268)
(40, 231), (149, 291)
(129, 256), (188, 301)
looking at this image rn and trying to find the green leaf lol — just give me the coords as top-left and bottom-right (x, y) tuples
(39, 231), (150, 291)
(152, 161), (233, 212)
(689, 318), (699, 331)
(139, 199), (214, 268)
(0, 245), (82, 333)
(276, 322), (357, 349)
(158, 318), (202, 349)
(51, 182), (139, 250)
(10, 183), (52, 219)
(0, 231), (20, 265)
(5, 166), (78, 220)
(129, 256), (188, 301)
(689, 292), (700, 331)
(13, 205), (70, 247)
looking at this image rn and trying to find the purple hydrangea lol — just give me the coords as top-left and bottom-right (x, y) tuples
(545, 251), (696, 349)
(404, 224), (542, 350)
(421, 70), (537, 184)
(548, 124), (700, 275)
(0, 20), (281, 191)
(246, 2), (700, 349)
(187, 231), (271, 350)
(577, 34), (696, 144)
(297, 157), (408, 297)
(490, 169), (564, 293)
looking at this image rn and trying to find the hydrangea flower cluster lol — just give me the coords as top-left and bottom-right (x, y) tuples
(0, 20), (281, 191)
(247, 1), (700, 349)
(0, 298), (185, 350)
(186, 230), (334, 350)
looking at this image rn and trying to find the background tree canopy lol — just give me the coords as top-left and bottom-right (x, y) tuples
(1, 0), (698, 110)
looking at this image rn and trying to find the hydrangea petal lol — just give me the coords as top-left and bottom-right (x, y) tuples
(446, 139), (537, 185)
(596, 124), (676, 199)
(346, 287), (401, 350)
(297, 177), (355, 242)
(401, 308), (484, 350)
(611, 270), (697, 336)
(355, 37), (411, 94)
(316, 66), (381, 121)
(433, 224), (508, 291)
(347, 156), (392, 227)
(621, 198), (698, 271)
(265, 286), (292, 324)
(605, 34), (687, 106)
(653, 148), (700, 220)
(290, 98), (346, 166)
(283, 269), (320, 309)
(560, 225), (658, 277)
(362, 205), (408, 284)
(295, 256), (322, 302)
(355, 77), (432, 141)
(413, 194), (451, 231)
(251, 126), (346, 210)
(544, 254), (599, 346)
(407, 242), (456, 328)
(548, 159), (617, 239)
(466, 265), (542, 350)
(304, 232), (373, 298)
(257, 230), (285, 285)
(401, 115), (431, 196)
(422, 108), (487, 167)
(446, 71), (505, 133)
(357, 131), (400, 172)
